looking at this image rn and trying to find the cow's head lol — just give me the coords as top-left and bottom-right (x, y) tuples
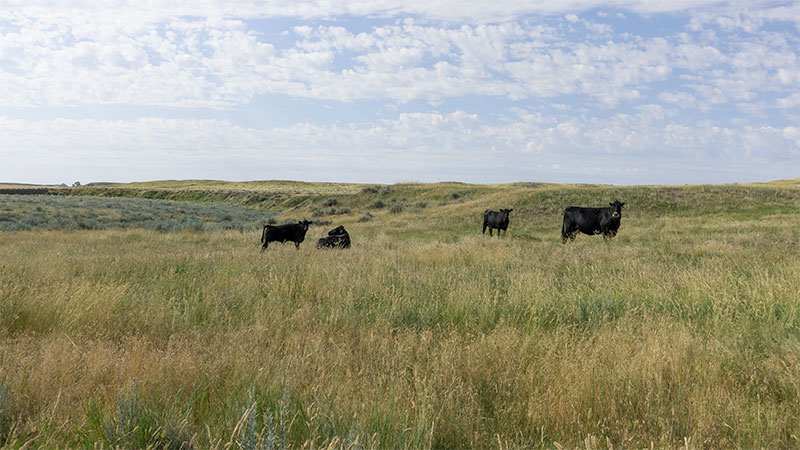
(609, 201), (625, 218)
(328, 225), (346, 235)
(299, 220), (313, 230)
(501, 208), (513, 217)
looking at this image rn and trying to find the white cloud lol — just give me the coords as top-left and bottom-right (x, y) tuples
(778, 92), (800, 109)
(658, 91), (698, 108)
(2, 109), (797, 184)
(3, 1), (790, 24)
(1, 5), (798, 110)
(1, 1), (798, 185)
(783, 126), (800, 147)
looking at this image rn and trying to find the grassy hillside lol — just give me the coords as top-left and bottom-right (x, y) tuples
(0, 179), (799, 449)
(61, 180), (367, 210)
(0, 195), (273, 232)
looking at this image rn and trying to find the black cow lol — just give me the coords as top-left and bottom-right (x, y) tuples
(483, 209), (513, 236)
(561, 201), (625, 243)
(261, 220), (312, 250)
(316, 225), (351, 249)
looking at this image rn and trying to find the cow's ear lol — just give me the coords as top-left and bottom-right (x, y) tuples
(609, 202), (614, 207)
(620, 202), (625, 207)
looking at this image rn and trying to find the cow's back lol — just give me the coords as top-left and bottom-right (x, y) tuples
(263, 225), (284, 241)
(484, 210), (507, 227)
(316, 232), (350, 248)
(565, 206), (601, 222)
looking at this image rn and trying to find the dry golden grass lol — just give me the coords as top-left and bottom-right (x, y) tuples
(1, 182), (799, 449)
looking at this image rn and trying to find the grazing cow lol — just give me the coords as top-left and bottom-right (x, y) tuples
(561, 201), (625, 243)
(316, 225), (351, 249)
(261, 220), (312, 250)
(483, 209), (513, 236)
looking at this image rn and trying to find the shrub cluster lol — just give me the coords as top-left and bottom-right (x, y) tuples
(360, 185), (380, 194)
(389, 201), (404, 214)
(311, 205), (351, 217)
(0, 195), (272, 232)
(409, 201), (429, 213)
(368, 198), (385, 209)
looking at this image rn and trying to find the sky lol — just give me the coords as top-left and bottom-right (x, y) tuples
(1, 1), (799, 186)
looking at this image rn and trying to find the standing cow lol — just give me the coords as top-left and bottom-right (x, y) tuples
(261, 220), (313, 250)
(561, 201), (625, 243)
(483, 209), (513, 237)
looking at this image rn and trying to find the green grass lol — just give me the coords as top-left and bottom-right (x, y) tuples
(0, 179), (799, 449)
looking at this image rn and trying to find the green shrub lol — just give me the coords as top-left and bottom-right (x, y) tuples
(360, 185), (379, 194)
(389, 202), (404, 214)
(86, 382), (191, 449)
(0, 383), (11, 445)
(0, 195), (272, 232)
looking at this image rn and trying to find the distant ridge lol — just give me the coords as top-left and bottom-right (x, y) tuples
(0, 182), (68, 187)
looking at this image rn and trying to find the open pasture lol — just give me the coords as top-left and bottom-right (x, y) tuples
(1, 181), (799, 449)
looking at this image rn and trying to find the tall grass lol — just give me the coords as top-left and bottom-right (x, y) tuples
(0, 181), (799, 448)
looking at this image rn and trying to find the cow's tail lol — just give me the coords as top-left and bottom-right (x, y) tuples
(482, 212), (488, 234)
(261, 225), (267, 244)
(561, 210), (568, 244)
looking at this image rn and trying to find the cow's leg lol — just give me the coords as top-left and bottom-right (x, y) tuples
(562, 225), (574, 243)
(261, 242), (268, 251)
(295, 241), (301, 249)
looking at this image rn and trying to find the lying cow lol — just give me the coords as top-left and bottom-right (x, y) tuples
(261, 220), (312, 250)
(483, 209), (513, 236)
(316, 225), (351, 249)
(562, 201), (625, 243)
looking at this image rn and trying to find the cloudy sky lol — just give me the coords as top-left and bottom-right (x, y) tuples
(1, 1), (799, 185)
